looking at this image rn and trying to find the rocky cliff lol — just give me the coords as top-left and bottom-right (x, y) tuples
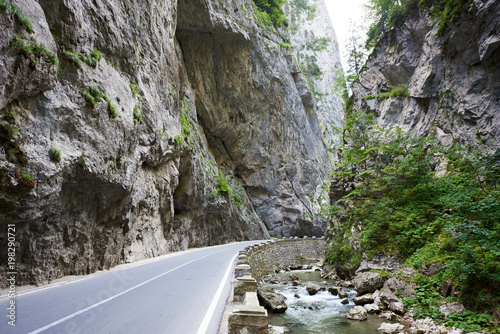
(351, 0), (499, 149)
(0, 0), (342, 286)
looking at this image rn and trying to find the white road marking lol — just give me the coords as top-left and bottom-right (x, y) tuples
(28, 251), (223, 334)
(196, 253), (238, 334)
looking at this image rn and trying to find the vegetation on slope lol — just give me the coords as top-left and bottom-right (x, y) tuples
(252, 0), (288, 27)
(365, 0), (471, 48)
(325, 110), (500, 329)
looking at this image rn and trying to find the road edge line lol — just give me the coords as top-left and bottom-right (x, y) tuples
(196, 253), (237, 334)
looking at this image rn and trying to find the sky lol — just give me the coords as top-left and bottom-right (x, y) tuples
(324, 0), (370, 70)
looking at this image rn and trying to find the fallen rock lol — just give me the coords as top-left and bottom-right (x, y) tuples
(421, 262), (443, 276)
(328, 286), (340, 295)
(354, 293), (373, 305)
(379, 290), (400, 308)
(347, 306), (368, 321)
(291, 280), (301, 286)
(388, 301), (406, 315)
(353, 272), (385, 294)
(379, 311), (399, 321)
(294, 294), (300, 298)
(338, 289), (349, 299)
(364, 303), (380, 314)
(306, 282), (322, 295)
(382, 277), (407, 294)
(257, 288), (288, 313)
(341, 298), (349, 305)
(410, 317), (448, 334)
(378, 322), (405, 334)
(439, 302), (466, 318)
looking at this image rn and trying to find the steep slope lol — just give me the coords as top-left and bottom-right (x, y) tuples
(351, 0), (500, 149)
(0, 0), (342, 286)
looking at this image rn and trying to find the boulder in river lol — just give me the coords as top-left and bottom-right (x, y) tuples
(347, 306), (368, 321)
(257, 288), (288, 313)
(306, 282), (322, 295)
(354, 293), (373, 305)
(353, 272), (385, 294)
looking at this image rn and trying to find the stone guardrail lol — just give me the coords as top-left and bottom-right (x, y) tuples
(228, 237), (326, 334)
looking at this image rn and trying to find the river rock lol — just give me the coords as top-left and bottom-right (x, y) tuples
(439, 302), (466, 318)
(382, 277), (407, 294)
(409, 317), (448, 334)
(341, 298), (349, 305)
(364, 303), (380, 314)
(257, 288), (288, 314)
(378, 322), (405, 334)
(353, 272), (385, 294)
(347, 306), (368, 321)
(354, 293), (373, 305)
(388, 301), (406, 315)
(379, 290), (400, 308)
(328, 286), (340, 295)
(306, 282), (322, 295)
(338, 289), (349, 299)
(380, 311), (399, 321)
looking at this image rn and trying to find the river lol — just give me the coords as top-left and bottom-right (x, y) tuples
(264, 270), (388, 333)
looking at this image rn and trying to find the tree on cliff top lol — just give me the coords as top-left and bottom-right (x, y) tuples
(253, 0), (288, 27)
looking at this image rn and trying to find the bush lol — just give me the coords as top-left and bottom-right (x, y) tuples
(9, 35), (59, 67)
(48, 147), (61, 162)
(19, 172), (35, 188)
(326, 109), (500, 313)
(252, 0), (288, 27)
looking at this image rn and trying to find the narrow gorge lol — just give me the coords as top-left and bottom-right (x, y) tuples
(0, 0), (342, 287)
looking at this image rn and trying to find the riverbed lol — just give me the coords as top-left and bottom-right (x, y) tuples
(263, 270), (388, 334)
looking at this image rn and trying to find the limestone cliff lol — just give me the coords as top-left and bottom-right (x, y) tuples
(351, 0), (500, 149)
(0, 0), (342, 286)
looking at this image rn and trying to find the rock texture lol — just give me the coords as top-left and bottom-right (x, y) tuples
(351, 0), (500, 150)
(0, 0), (341, 286)
(257, 287), (288, 313)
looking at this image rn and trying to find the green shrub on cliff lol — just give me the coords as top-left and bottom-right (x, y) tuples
(252, 0), (288, 28)
(0, 0), (33, 33)
(326, 109), (500, 313)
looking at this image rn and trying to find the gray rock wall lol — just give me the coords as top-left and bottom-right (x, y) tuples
(0, 0), (339, 286)
(246, 238), (326, 278)
(351, 0), (500, 150)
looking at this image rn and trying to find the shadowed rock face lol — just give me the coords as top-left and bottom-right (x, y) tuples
(0, 0), (341, 286)
(351, 0), (500, 150)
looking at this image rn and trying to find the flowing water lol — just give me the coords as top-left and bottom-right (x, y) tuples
(264, 270), (388, 334)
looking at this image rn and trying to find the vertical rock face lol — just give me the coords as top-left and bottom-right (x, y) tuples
(351, 0), (500, 149)
(287, 0), (344, 150)
(0, 0), (341, 285)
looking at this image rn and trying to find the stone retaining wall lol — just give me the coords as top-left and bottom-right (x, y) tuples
(246, 237), (326, 279)
(228, 237), (326, 334)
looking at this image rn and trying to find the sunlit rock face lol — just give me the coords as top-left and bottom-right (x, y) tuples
(0, 0), (342, 285)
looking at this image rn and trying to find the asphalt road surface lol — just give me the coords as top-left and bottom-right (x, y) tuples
(0, 240), (263, 334)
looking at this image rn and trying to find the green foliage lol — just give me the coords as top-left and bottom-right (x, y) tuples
(366, 0), (470, 47)
(7, 125), (18, 138)
(48, 147), (61, 162)
(0, 0), (33, 33)
(78, 153), (86, 167)
(82, 86), (118, 118)
(9, 35), (59, 67)
(362, 84), (410, 100)
(216, 174), (232, 195)
(306, 36), (331, 52)
(279, 42), (292, 51)
(63, 51), (84, 67)
(326, 109), (500, 313)
(133, 105), (143, 123)
(63, 49), (103, 68)
(419, 0), (471, 35)
(19, 172), (35, 188)
(252, 0), (288, 28)
(84, 48), (103, 67)
(174, 99), (193, 146)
